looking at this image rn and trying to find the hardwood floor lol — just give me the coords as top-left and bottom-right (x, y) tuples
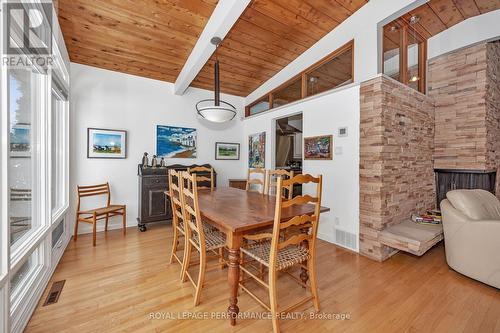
(25, 224), (500, 333)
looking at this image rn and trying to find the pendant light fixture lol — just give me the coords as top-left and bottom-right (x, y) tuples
(196, 37), (237, 123)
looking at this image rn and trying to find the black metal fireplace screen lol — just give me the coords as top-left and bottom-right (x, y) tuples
(435, 169), (497, 207)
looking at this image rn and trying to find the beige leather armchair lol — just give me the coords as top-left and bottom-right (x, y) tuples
(440, 189), (500, 289)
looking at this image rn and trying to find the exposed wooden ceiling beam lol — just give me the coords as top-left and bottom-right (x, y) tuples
(173, 0), (251, 95)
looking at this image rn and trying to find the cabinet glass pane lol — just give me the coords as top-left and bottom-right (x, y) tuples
(306, 47), (353, 97)
(383, 25), (401, 81)
(9, 68), (38, 246)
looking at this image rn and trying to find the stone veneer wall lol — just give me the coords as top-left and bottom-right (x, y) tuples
(486, 42), (500, 198)
(359, 75), (436, 261)
(428, 41), (500, 198)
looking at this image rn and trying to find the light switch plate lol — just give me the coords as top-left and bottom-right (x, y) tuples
(335, 146), (343, 155)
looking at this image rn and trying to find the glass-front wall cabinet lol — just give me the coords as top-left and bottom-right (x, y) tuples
(1, 2), (70, 332)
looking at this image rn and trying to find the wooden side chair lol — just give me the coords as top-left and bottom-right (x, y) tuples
(246, 168), (266, 194)
(239, 174), (323, 333)
(168, 169), (186, 270)
(187, 166), (214, 191)
(74, 182), (126, 246)
(179, 171), (227, 306)
(266, 169), (294, 199)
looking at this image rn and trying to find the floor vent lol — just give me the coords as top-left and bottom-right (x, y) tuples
(335, 229), (357, 251)
(43, 280), (65, 306)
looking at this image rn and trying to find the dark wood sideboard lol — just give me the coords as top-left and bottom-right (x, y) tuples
(137, 164), (216, 232)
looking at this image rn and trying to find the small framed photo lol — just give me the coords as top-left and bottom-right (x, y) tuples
(304, 135), (333, 160)
(10, 123), (31, 158)
(215, 142), (240, 160)
(87, 128), (127, 159)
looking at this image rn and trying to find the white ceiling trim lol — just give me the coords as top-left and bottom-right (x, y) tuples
(173, 0), (251, 95)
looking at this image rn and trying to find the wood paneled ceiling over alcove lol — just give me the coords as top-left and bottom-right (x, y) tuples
(58, 0), (217, 83)
(190, 0), (368, 96)
(384, 0), (500, 52)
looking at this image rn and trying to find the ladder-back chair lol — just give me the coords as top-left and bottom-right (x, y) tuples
(246, 168), (266, 194)
(168, 169), (186, 271)
(239, 174), (323, 333)
(179, 171), (227, 306)
(187, 166), (214, 191)
(74, 182), (126, 246)
(266, 169), (294, 199)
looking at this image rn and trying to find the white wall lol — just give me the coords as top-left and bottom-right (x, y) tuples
(428, 9), (500, 59)
(245, 0), (426, 104)
(70, 63), (245, 234)
(243, 85), (360, 251)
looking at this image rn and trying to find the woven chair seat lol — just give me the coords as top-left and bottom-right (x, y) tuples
(241, 240), (310, 271)
(193, 226), (226, 251)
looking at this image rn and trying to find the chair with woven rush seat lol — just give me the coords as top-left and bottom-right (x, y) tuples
(187, 165), (214, 191)
(239, 174), (323, 333)
(74, 182), (126, 246)
(168, 169), (186, 271)
(179, 171), (227, 306)
(266, 169), (294, 199)
(246, 168), (266, 194)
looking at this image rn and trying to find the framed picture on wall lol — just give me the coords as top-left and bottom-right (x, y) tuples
(156, 125), (197, 158)
(248, 132), (265, 168)
(87, 128), (127, 159)
(10, 123), (31, 158)
(304, 135), (333, 160)
(215, 142), (240, 160)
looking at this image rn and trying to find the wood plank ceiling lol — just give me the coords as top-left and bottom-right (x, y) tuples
(58, 0), (499, 98)
(57, 0), (218, 83)
(384, 0), (500, 52)
(190, 0), (368, 96)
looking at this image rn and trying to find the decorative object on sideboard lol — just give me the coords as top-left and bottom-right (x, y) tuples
(137, 164), (216, 232)
(141, 152), (149, 168)
(160, 157), (166, 168)
(156, 125), (197, 158)
(151, 155), (158, 168)
(304, 135), (333, 160)
(87, 128), (127, 159)
(195, 37), (237, 123)
(215, 142), (240, 160)
(248, 132), (265, 168)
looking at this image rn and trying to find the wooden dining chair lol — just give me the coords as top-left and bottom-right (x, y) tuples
(239, 174), (323, 333)
(246, 168), (266, 194)
(74, 182), (126, 246)
(168, 169), (186, 271)
(179, 171), (227, 306)
(187, 166), (214, 191)
(266, 169), (294, 199)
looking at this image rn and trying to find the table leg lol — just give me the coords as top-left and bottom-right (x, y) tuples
(227, 233), (242, 326)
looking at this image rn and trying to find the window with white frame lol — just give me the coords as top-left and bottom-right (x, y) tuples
(50, 88), (67, 217)
(8, 66), (46, 251)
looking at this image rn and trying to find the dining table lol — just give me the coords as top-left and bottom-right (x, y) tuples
(196, 187), (330, 326)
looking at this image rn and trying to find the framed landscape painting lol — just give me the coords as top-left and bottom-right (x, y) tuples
(157, 125), (197, 158)
(215, 142), (240, 160)
(87, 128), (127, 159)
(304, 135), (333, 160)
(248, 132), (265, 168)
(10, 123), (31, 157)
